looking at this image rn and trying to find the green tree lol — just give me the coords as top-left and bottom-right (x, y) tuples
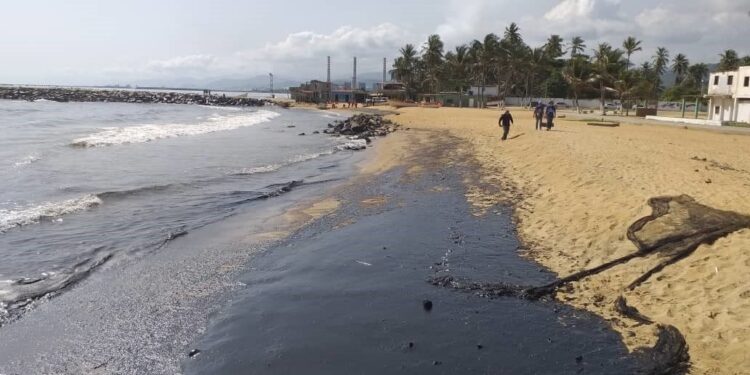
(622, 36), (642, 70)
(671, 53), (689, 85)
(469, 34), (499, 107)
(544, 35), (565, 60)
(498, 23), (529, 100)
(590, 43), (626, 114)
(652, 47), (670, 98)
(391, 44), (420, 100)
(444, 45), (471, 107)
(686, 63), (709, 90)
(718, 49), (740, 71)
(741, 55), (750, 66)
(562, 56), (591, 113)
(421, 34), (445, 94)
(569, 36), (586, 58)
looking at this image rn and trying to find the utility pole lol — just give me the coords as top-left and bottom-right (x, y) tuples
(269, 73), (274, 98)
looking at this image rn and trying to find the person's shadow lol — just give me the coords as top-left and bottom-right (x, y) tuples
(509, 133), (525, 139)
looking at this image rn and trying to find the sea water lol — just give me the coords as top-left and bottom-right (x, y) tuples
(0, 99), (356, 320)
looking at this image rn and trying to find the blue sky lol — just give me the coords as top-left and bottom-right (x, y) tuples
(2, 0), (749, 85)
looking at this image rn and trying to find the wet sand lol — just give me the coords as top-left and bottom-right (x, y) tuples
(387, 106), (750, 374)
(0, 157), (366, 374)
(184, 130), (640, 374)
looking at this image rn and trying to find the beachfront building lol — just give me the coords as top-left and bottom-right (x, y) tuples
(289, 80), (331, 103)
(706, 66), (750, 124)
(376, 82), (407, 101)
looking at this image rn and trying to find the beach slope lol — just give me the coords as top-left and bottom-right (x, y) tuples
(388, 107), (750, 375)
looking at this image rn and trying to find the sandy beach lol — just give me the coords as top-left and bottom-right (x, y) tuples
(372, 106), (750, 374)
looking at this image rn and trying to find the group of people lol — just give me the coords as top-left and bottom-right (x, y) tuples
(497, 101), (557, 141)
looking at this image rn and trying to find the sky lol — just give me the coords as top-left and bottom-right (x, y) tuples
(2, 0), (749, 86)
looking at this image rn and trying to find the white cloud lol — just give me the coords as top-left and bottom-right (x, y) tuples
(250, 23), (410, 61)
(146, 54), (217, 71)
(435, 0), (494, 45)
(544, 0), (596, 21)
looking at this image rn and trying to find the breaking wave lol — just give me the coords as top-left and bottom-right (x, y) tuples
(0, 195), (103, 233)
(230, 150), (336, 176)
(70, 110), (280, 147)
(13, 154), (41, 168)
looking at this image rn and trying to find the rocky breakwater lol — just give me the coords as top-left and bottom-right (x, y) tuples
(0, 86), (265, 107)
(323, 113), (398, 150)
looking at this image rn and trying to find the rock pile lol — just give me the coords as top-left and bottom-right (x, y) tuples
(0, 87), (265, 107)
(324, 113), (397, 138)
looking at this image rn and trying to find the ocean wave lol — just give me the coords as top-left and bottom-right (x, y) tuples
(230, 150), (337, 176)
(70, 110), (280, 147)
(13, 154), (41, 168)
(0, 195), (102, 233)
(198, 105), (244, 111)
(97, 184), (175, 200)
(0, 252), (112, 325)
(232, 164), (283, 176)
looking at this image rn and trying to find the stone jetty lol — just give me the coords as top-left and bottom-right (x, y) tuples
(0, 86), (265, 107)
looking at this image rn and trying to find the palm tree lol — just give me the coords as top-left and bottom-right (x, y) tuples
(391, 44), (419, 100)
(687, 63), (709, 91)
(445, 45), (470, 107)
(718, 49), (740, 71)
(562, 56), (591, 113)
(622, 37), (642, 70)
(421, 34), (444, 94)
(651, 47), (670, 99)
(671, 53), (689, 85)
(498, 24), (529, 102)
(569, 36), (586, 58)
(544, 35), (565, 60)
(469, 34), (499, 108)
(525, 47), (547, 101)
(613, 69), (640, 115)
(653, 47), (670, 75)
(503, 23), (522, 46)
(590, 43), (626, 114)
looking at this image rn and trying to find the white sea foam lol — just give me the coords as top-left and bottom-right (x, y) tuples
(233, 164), (283, 175)
(71, 110), (280, 147)
(13, 154), (41, 167)
(231, 150), (337, 176)
(198, 105), (243, 111)
(0, 195), (102, 233)
(337, 139), (367, 151)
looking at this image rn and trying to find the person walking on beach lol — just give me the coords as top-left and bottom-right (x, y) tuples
(499, 110), (513, 141)
(545, 101), (556, 131)
(534, 102), (546, 130)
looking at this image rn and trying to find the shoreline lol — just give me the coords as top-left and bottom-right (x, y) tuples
(183, 127), (641, 374)
(386, 106), (750, 374)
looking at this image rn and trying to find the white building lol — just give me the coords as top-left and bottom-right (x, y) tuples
(707, 66), (750, 124)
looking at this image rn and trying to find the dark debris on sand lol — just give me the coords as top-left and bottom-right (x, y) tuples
(429, 194), (750, 375)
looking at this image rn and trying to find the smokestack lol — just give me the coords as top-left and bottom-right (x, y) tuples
(327, 56), (331, 83)
(352, 56), (357, 91)
(383, 58), (387, 85)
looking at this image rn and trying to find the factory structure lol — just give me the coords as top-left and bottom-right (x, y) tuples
(289, 56), (406, 105)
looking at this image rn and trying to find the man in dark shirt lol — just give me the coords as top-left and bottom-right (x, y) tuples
(534, 102), (546, 130)
(545, 101), (556, 130)
(499, 110), (513, 141)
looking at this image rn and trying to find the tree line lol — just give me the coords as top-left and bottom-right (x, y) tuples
(390, 23), (750, 113)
